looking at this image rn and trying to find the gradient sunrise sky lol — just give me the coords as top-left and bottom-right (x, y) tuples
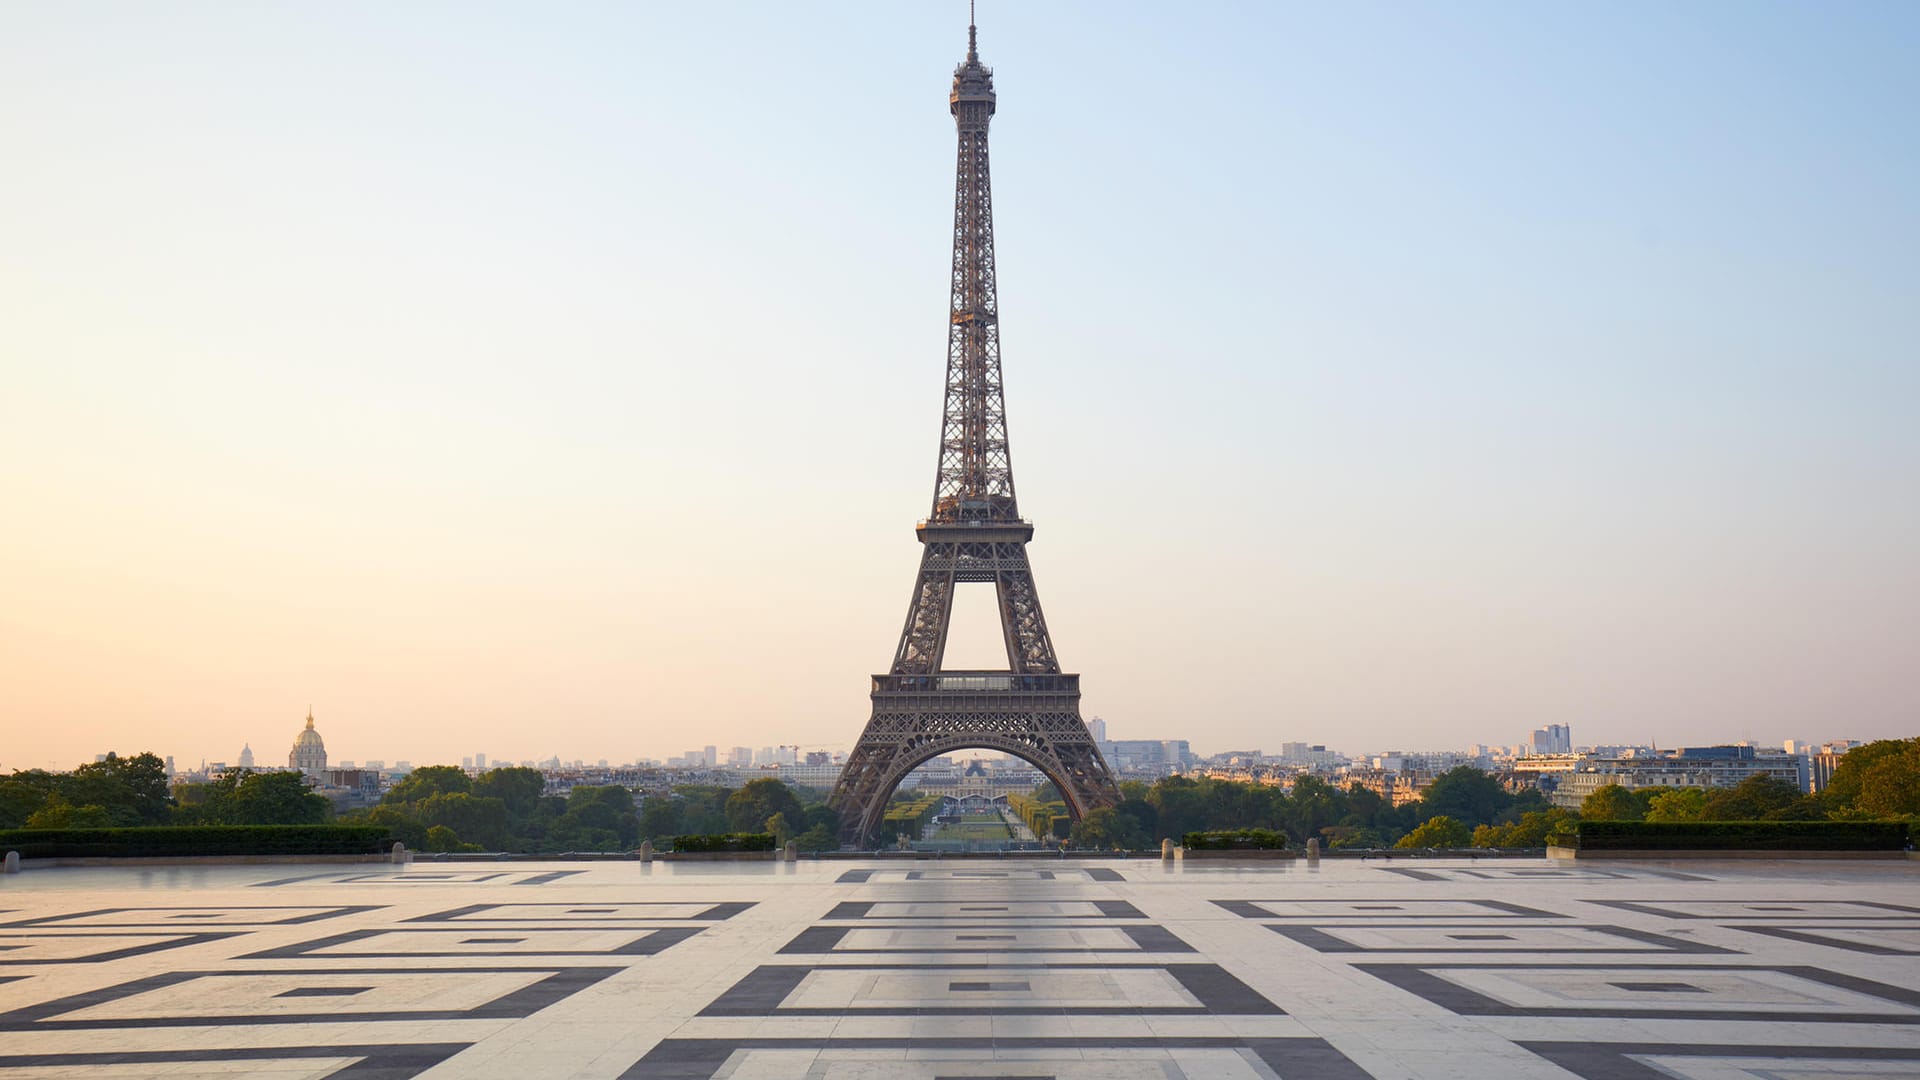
(3, 2), (1916, 769)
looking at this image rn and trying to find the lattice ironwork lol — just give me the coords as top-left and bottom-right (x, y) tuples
(830, 19), (1118, 847)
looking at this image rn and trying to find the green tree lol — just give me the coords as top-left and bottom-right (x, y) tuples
(1110, 796), (1160, 843)
(1395, 815), (1471, 848)
(1339, 782), (1412, 841)
(1822, 739), (1920, 818)
(414, 792), (509, 849)
(673, 785), (733, 834)
(0, 771), (60, 829)
(472, 767), (546, 819)
(1579, 783), (1647, 821)
(423, 825), (472, 852)
(351, 805), (427, 849)
(1070, 806), (1149, 849)
(180, 770), (329, 825)
(383, 765), (472, 805)
(1471, 808), (1575, 847)
(725, 778), (804, 834)
(223, 771), (330, 824)
(1326, 826), (1386, 849)
(1822, 739), (1919, 812)
(638, 797), (685, 843)
(765, 812), (793, 845)
(1145, 777), (1210, 841)
(1416, 766), (1512, 829)
(793, 824), (837, 852)
(59, 752), (173, 825)
(24, 799), (115, 828)
(800, 803), (840, 835)
(1644, 788), (1708, 823)
(1701, 775), (1819, 820)
(554, 786), (640, 849)
(1282, 776), (1347, 846)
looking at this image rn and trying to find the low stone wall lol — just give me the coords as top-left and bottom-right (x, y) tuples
(18, 853), (390, 868)
(1548, 845), (1913, 861)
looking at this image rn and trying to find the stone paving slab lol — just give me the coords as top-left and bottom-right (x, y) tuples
(0, 858), (1916, 1077)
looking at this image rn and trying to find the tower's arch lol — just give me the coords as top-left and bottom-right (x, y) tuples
(836, 733), (1096, 847)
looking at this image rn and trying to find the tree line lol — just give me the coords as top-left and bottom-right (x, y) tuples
(5, 738), (1914, 852)
(0, 752), (331, 829)
(343, 769), (842, 853)
(1066, 737), (1919, 850)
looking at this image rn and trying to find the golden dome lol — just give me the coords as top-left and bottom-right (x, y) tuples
(294, 709), (325, 748)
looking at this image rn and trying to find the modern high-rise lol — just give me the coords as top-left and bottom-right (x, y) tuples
(1529, 724), (1572, 755)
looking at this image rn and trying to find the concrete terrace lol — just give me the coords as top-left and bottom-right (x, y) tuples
(1, 857), (1917, 1077)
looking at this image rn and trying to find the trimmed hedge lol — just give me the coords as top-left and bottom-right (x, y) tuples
(0, 825), (392, 859)
(669, 832), (775, 852)
(1184, 828), (1289, 851)
(881, 796), (943, 838)
(1566, 820), (1911, 851)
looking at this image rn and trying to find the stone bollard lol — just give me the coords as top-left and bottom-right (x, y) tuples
(1306, 838), (1321, 864)
(390, 842), (407, 865)
(638, 840), (653, 863)
(784, 841), (798, 863)
(1161, 838), (1175, 862)
(3, 851), (19, 874)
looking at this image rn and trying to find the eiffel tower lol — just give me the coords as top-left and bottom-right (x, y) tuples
(829, 16), (1119, 846)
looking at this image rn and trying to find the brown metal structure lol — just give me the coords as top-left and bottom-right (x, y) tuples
(829, 19), (1119, 847)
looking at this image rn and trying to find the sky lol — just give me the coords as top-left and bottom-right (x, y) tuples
(2, 2), (1916, 771)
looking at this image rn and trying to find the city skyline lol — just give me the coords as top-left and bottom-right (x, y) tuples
(5, 3), (1917, 768)
(1, 706), (1870, 779)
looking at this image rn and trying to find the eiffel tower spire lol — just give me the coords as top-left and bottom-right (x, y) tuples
(937, 4), (1012, 524)
(828, 17), (1119, 847)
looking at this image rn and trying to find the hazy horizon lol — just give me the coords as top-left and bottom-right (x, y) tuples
(4, 3), (1916, 771)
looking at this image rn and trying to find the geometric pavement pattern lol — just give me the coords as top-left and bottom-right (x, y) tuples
(0, 858), (1916, 1077)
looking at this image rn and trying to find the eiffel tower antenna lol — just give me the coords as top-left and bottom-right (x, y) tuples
(828, 15), (1119, 847)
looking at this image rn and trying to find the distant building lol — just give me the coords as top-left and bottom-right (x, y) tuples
(288, 709), (327, 777)
(237, 744), (254, 770)
(1548, 745), (1805, 809)
(1529, 724), (1572, 755)
(315, 768), (382, 811)
(1276, 742), (1343, 769)
(1802, 741), (1859, 793)
(1347, 769), (1429, 807)
(1106, 739), (1194, 776)
(728, 746), (753, 768)
(475, 753), (488, 769)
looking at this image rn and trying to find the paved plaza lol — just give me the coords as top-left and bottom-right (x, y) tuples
(0, 857), (1917, 1078)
